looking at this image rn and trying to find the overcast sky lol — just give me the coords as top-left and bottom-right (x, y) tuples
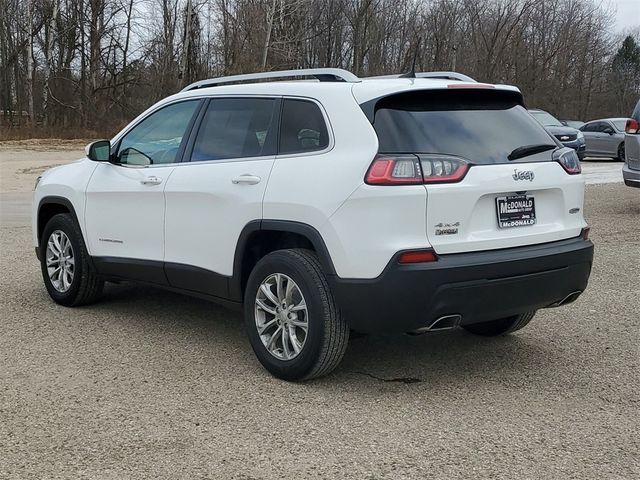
(609, 0), (640, 32)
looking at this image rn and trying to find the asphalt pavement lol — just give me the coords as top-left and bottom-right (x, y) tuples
(1, 149), (638, 479)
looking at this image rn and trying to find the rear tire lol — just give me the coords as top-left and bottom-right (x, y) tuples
(244, 249), (349, 381)
(618, 142), (625, 162)
(462, 311), (536, 336)
(40, 213), (104, 307)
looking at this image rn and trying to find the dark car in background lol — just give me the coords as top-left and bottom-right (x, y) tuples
(623, 100), (640, 188)
(579, 118), (628, 161)
(529, 109), (586, 160)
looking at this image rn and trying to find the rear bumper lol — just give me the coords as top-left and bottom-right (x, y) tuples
(622, 163), (640, 187)
(329, 237), (594, 334)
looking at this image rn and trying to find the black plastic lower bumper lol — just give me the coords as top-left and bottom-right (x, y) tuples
(329, 237), (594, 334)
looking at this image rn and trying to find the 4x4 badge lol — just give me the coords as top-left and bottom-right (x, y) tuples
(513, 169), (535, 182)
(435, 222), (460, 235)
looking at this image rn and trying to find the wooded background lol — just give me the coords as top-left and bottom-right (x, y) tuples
(1, 0), (639, 139)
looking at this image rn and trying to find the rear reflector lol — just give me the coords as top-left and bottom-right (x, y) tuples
(626, 118), (639, 134)
(398, 250), (438, 264)
(581, 227), (590, 240)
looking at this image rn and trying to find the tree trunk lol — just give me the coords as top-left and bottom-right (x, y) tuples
(261, 0), (277, 70)
(43, 0), (59, 128)
(26, 0), (34, 126)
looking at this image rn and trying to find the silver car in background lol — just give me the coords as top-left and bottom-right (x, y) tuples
(623, 100), (640, 188)
(579, 118), (628, 161)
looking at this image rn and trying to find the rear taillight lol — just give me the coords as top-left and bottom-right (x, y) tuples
(365, 155), (423, 185)
(420, 155), (470, 183)
(553, 148), (581, 175)
(447, 83), (495, 89)
(365, 154), (470, 185)
(626, 118), (639, 134)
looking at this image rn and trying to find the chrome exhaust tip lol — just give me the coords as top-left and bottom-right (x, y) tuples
(407, 314), (462, 335)
(548, 290), (582, 308)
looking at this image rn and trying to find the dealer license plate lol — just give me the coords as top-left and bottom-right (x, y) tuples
(496, 194), (536, 228)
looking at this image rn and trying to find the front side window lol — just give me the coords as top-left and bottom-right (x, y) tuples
(190, 98), (277, 161)
(116, 100), (200, 166)
(279, 99), (329, 154)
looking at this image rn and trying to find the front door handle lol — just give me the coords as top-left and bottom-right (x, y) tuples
(232, 174), (261, 185)
(141, 175), (162, 186)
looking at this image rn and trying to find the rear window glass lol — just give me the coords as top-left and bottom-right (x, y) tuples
(373, 90), (556, 164)
(279, 99), (329, 154)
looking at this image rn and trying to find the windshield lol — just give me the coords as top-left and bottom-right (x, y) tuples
(372, 90), (555, 165)
(530, 110), (563, 127)
(613, 120), (627, 132)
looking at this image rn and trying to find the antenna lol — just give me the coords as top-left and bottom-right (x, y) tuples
(400, 38), (422, 79)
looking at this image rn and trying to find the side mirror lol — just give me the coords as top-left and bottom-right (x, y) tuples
(85, 140), (111, 162)
(603, 127), (614, 135)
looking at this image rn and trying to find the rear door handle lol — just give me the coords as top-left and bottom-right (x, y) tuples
(232, 174), (261, 185)
(141, 175), (162, 186)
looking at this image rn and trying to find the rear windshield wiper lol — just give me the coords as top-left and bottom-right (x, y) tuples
(508, 144), (557, 161)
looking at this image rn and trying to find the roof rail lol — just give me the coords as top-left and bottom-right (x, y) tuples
(181, 68), (360, 92)
(365, 71), (476, 83)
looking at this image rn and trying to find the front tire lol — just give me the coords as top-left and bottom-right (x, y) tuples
(244, 249), (349, 381)
(40, 213), (104, 307)
(462, 311), (536, 336)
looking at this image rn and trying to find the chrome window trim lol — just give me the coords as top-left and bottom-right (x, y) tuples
(110, 94), (335, 168)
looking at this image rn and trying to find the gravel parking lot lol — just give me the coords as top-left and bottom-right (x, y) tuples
(1, 142), (639, 479)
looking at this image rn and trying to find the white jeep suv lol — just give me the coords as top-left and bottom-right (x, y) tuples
(33, 69), (594, 380)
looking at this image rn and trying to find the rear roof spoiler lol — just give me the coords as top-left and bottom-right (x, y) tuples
(359, 87), (525, 123)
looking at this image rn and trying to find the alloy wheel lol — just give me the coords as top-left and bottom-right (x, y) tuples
(46, 230), (75, 293)
(255, 273), (308, 360)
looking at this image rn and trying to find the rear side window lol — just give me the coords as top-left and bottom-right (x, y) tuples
(279, 99), (329, 154)
(190, 98), (277, 161)
(612, 120), (626, 132)
(372, 90), (556, 164)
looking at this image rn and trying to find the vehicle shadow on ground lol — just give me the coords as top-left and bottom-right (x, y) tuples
(53, 281), (565, 391)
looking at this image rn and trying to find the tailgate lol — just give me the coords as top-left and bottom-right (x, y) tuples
(425, 161), (585, 254)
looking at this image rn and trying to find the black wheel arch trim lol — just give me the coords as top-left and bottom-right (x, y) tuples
(37, 196), (82, 255)
(36, 196), (96, 271)
(229, 219), (337, 301)
(37, 196), (81, 234)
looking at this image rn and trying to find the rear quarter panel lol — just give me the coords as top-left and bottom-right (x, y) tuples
(262, 88), (379, 241)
